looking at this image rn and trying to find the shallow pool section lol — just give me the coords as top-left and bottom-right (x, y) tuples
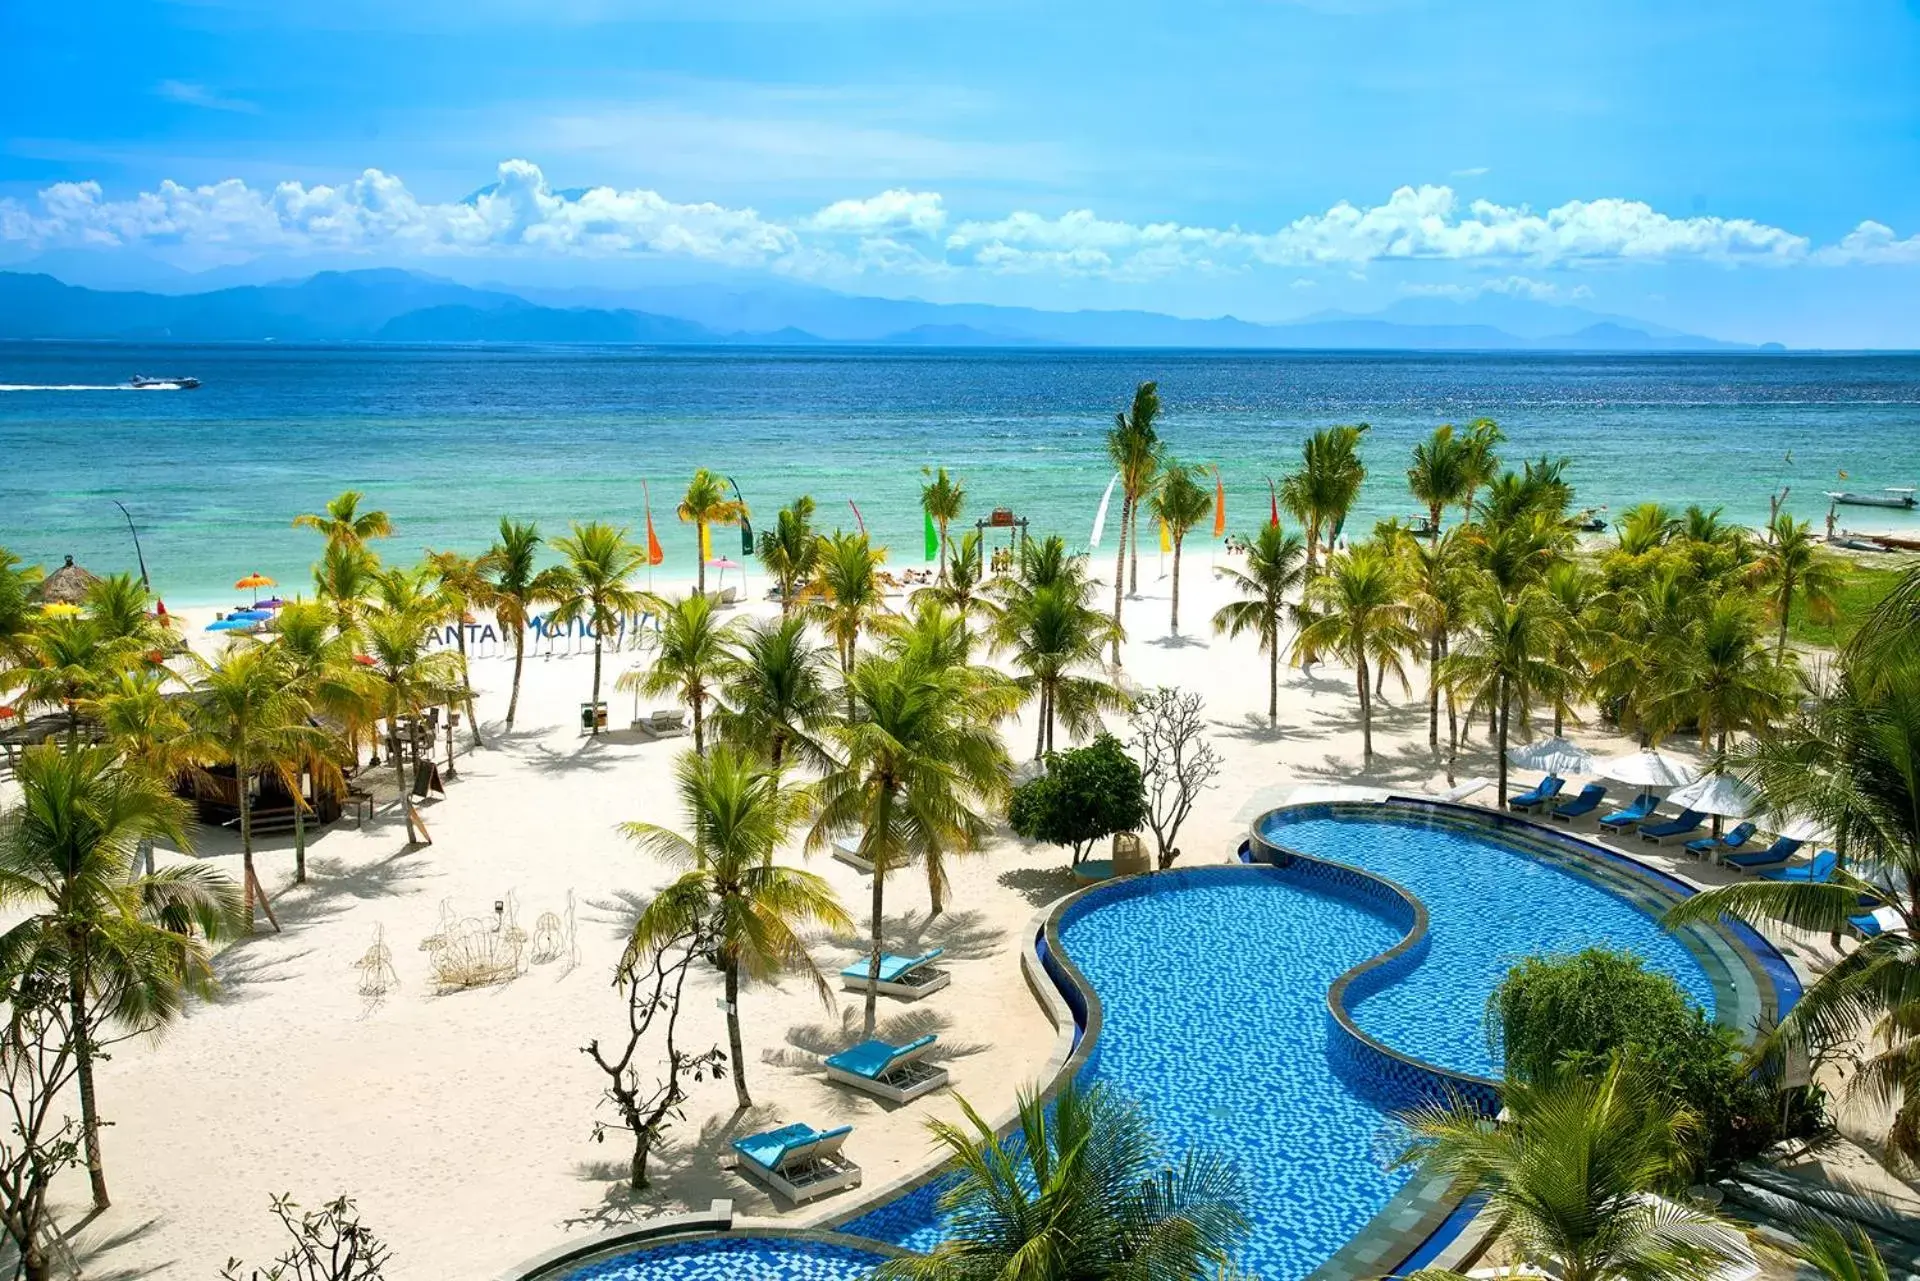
(1258, 807), (1725, 1080)
(558, 1235), (890, 1281)
(1058, 867), (1412, 1281)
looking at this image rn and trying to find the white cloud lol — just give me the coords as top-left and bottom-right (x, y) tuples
(1815, 220), (1920, 265)
(807, 189), (946, 235)
(154, 80), (260, 114)
(0, 163), (1908, 285)
(1451, 166), (1490, 178)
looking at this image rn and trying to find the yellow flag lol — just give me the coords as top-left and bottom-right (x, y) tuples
(700, 523), (712, 561)
(1158, 518), (1172, 553)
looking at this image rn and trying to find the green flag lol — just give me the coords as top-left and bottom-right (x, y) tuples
(924, 509), (940, 561)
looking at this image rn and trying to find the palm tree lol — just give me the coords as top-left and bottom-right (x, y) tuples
(911, 529), (995, 636)
(84, 573), (165, 651)
(711, 615), (835, 768)
(549, 521), (648, 734)
(1, 616), (132, 744)
(755, 496), (820, 617)
(1457, 417), (1504, 518)
(0, 744), (240, 1210)
(1150, 457), (1213, 635)
(1212, 523), (1309, 727)
(484, 518), (569, 730)
(0, 547), (41, 671)
(292, 490), (392, 548)
(1394, 1057), (1725, 1281)
(1755, 513), (1843, 657)
(1541, 560), (1605, 737)
(807, 529), (889, 682)
(426, 547), (497, 747)
(872, 1080), (1250, 1281)
(621, 593), (736, 755)
(1107, 381), (1163, 662)
(1647, 596), (1789, 762)
(621, 746), (851, 1110)
(269, 603), (370, 880)
(1408, 424), (1471, 538)
(1613, 502), (1680, 560)
(188, 645), (333, 924)
(808, 652), (1007, 1030)
(993, 577), (1127, 758)
(359, 605), (467, 843)
(312, 540), (381, 639)
(1664, 660), (1920, 1162)
(678, 468), (748, 595)
(1295, 541), (1417, 763)
(1400, 528), (1474, 753)
(920, 467), (966, 583)
(1441, 584), (1574, 804)
(1281, 423), (1369, 575)
(93, 667), (199, 876)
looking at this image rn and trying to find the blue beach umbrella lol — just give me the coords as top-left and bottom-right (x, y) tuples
(228, 609), (273, 621)
(206, 618), (251, 632)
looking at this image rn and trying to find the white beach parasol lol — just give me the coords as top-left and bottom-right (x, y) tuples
(1506, 736), (1596, 776)
(1666, 772), (1762, 819)
(1599, 748), (1698, 790)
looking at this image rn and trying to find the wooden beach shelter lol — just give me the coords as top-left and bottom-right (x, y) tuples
(30, 556), (99, 606)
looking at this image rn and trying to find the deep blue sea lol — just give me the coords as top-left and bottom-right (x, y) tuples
(3, 342), (1917, 603)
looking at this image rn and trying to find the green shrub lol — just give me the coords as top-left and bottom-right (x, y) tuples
(1009, 734), (1146, 866)
(1492, 948), (1809, 1170)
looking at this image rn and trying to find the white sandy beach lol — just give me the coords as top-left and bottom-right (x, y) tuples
(5, 553), (1877, 1280)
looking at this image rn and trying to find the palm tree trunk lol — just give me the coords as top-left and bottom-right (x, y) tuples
(294, 782), (307, 884)
(507, 625), (526, 729)
(1495, 674), (1511, 805)
(1128, 501), (1140, 595)
(1356, 648), (1373, 762)
(240, 759), (258, 926)
(937, 519), (950, 583)
(1269, 641), (1280, 727)
(692, 688), (706, 756)
(1427, 634), (1441, 749)
(1446, 690), (1460, 785)
(864, 869), (884, 1037)
(392, 722), (415, 842)
(1170, 538), (1183, 634)
(1429, 501), (1442, 541)
(1110, 499), (1129, 665)
(455, 625), (483, 747)
(1776, 579), (1792, 658)
(696, 523), (707, 594)
(69, 962), (108, 1210)
(1034, 687), (1047, 759)
(590, 637), (603, 736)
(724, 958), (751, 1110)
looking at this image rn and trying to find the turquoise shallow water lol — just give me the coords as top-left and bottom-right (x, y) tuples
(3, 342), (1918, 603)
(1258, 812), (1718, 1079)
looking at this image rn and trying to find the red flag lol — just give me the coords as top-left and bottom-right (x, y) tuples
(1267, 478), (1280, 528)
(1212, 466), (1227, 539)
(642, 482), (665, 567)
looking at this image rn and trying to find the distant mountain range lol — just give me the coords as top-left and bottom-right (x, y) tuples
(0, 268), (1765, 351)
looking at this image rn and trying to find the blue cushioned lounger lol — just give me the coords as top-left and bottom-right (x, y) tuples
(731, 1122), (860, 1203)
(1598, 793), (1658, 833)
(1549, 783), (1607, 824)
(824, 1034), (948, 1103)
(1639, 809), (1706, 845)
(839, 948), (951, 1000)
(1724, 836), (1802, 872)
(1763, 849), (1839, 884)
(1686, 821), (1756, 859)
(1506, 775), (1565, 813)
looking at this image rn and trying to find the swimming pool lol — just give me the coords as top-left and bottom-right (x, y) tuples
(524, 799), (1800, 1281)
(535, 1232), (894, 1281)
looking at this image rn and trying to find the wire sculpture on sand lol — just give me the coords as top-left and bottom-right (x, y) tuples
(352, 924), (401, 1004)
(528, 889), (579, 971)
(419, 895), (529, 991)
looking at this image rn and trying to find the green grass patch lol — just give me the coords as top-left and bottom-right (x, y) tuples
(1787, 559), (1911, 649)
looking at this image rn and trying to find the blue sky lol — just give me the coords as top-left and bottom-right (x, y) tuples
(4, 0), (1919, 345)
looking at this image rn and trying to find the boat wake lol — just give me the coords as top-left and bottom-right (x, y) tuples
(0, 384), (177, 392)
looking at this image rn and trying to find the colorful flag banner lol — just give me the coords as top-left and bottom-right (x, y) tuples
(1267, 478), (1280, 528)
(643, 483), (665, 566)
(1212, 467), (1227, 538)
(924, 509), (939, 561)
(699, 522), (712, 562)
(1158, 517), (1172, 553)
(1089, 474), (1118, 549)
(849, 499), (867, 535)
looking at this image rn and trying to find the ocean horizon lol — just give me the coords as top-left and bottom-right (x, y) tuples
(5, 340), (1918, 606)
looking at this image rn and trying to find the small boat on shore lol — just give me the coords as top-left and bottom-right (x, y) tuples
(1827, 487), (1915, 510)
(130, 375), (200, 390)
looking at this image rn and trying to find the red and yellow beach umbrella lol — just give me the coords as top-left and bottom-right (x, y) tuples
(235, 571), (276, 604)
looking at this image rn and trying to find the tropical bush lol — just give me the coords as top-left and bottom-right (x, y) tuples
(1008, 733), (1146, 865)
(1493, 948), (1816, 1169)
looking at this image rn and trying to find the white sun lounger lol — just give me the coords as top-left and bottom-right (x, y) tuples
(633, 708), (689, 739)
(839, 948), (949, 1000)
(729, 1122), (861, 1204)
(823, 1034), (949, 1103)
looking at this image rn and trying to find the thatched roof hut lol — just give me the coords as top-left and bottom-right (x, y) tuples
(31, 556), (99, 605)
